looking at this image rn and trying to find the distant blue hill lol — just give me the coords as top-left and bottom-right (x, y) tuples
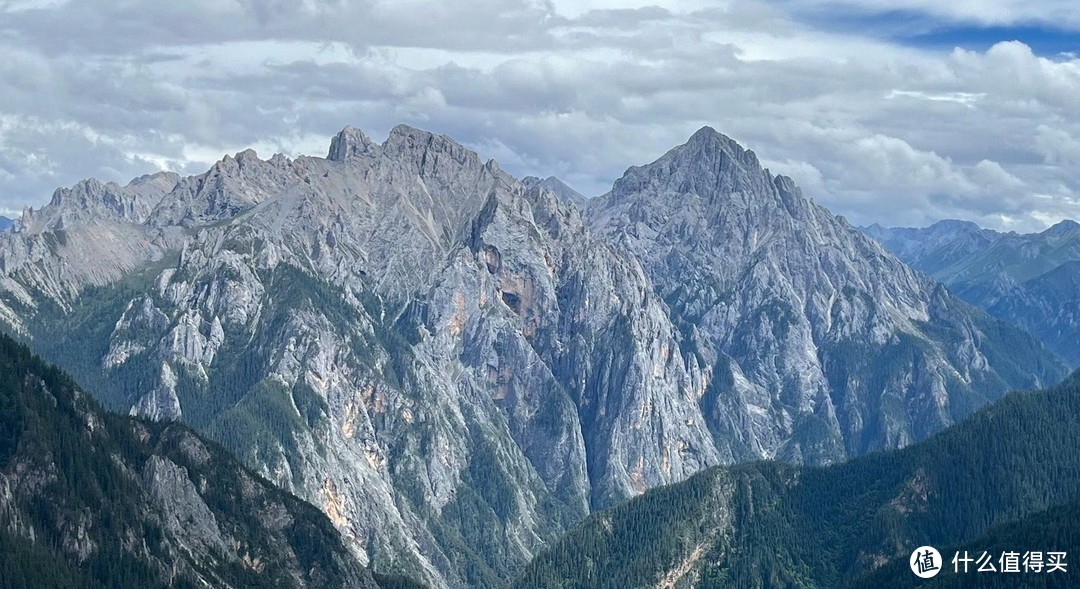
(863, 219), (1080, 366)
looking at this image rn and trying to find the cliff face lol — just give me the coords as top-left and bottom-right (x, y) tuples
(0, 124), (1064, 588)
(588, 127), (1063, 463)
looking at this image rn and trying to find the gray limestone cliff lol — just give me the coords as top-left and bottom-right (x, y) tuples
(587, 127), (1063, 463)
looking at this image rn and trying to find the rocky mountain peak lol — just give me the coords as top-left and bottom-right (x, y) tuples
(147, 145), (302, 228)
(590, 125), (1063, 465)
(382, 124), (478, 170)
(686, 125), (743, 149)
(20, 171), (178, 233)
(1042, 218), (1080, 239)
(210, 148), (263, 175)
(606, 127), (768, 207)
(235, 148), (260, 163)
(522, 176), (590, 209)
(930, 219), (985, 233)
(327, 125), (376, 161)
(680, 125), (762, 169)
(129, 170), (181, 191)
(48, 177), (107, 207)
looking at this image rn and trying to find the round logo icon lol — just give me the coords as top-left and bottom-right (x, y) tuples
(910, 546), (943, 579)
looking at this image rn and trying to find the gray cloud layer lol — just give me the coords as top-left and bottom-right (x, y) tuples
(1, 0), (1078, 231)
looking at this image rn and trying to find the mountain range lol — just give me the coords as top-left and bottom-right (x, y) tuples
(0, 125), (1066, 588)
(864, 220), (1080, 365)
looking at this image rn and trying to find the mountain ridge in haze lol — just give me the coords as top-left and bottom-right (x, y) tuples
(864, 218), (1080, 365)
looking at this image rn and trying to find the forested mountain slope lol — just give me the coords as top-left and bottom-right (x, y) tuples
(0, 334), (396, 589)
(848, 499), (1079, 588)
(513, 372), (1080, 588)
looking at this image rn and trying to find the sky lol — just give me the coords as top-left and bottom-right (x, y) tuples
(0, 0), (1078, 231)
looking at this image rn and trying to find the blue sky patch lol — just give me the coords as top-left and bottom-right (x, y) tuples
(780, 5), (1078, 57)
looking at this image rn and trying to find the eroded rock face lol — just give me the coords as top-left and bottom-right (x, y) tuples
(0, 124), (1064, 588)
(143, 455), (233, 557)
(588, 127), (1063, 463)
